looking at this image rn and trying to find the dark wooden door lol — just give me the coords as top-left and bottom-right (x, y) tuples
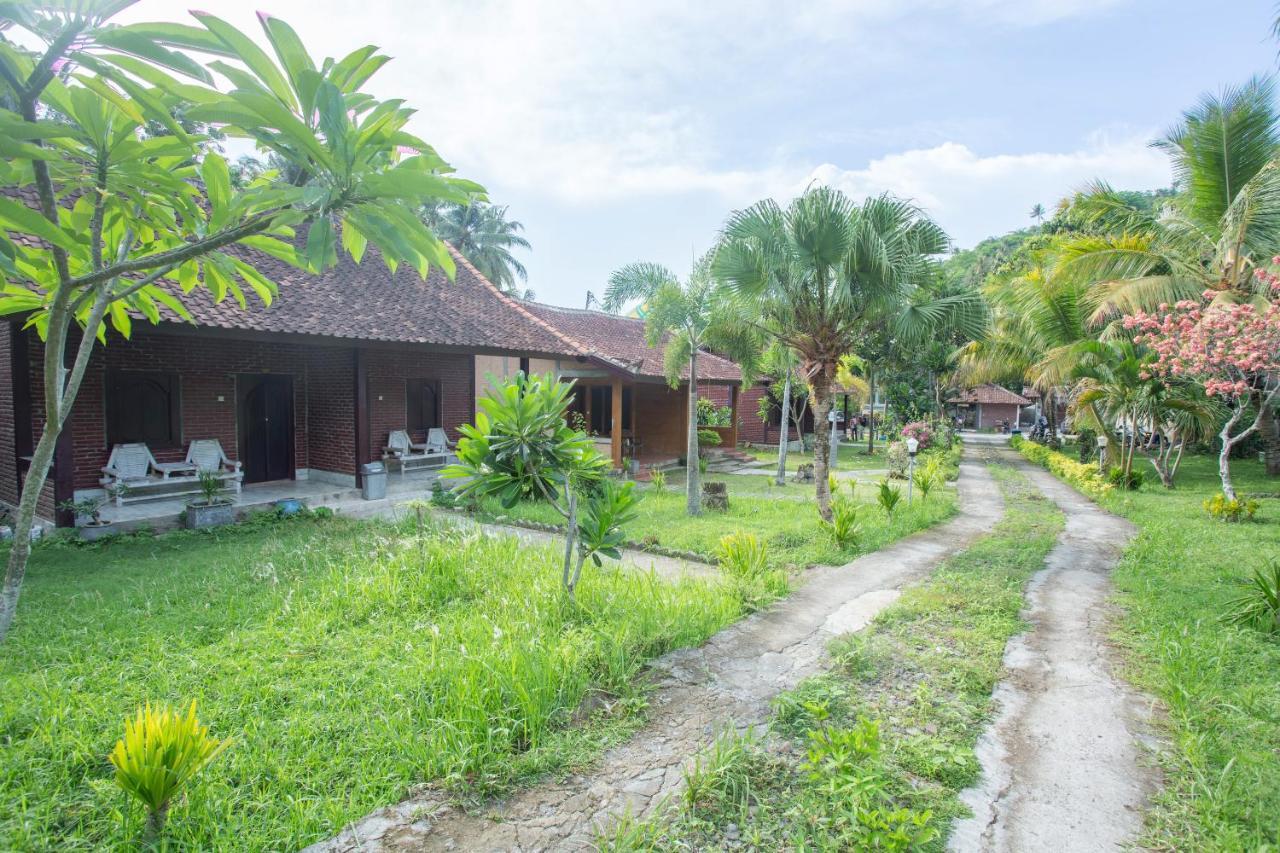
(238, 374), (294, 483)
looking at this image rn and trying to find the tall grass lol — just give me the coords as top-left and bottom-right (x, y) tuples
(0, 515), (739, 850)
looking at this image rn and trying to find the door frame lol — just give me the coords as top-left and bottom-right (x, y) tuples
(236, 372), (297, 483)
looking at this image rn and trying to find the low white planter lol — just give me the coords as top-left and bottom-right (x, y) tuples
(78, 522), (118, 542)
(186, 500), (235, 530)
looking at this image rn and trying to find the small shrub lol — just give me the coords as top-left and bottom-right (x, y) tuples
(696, 428), (722, 449)
(845, 477), (858, 498)
(429, 480), (457, 508)
(715, 531), (786, 611)
(900, 421), (933, 450)
(886, 442), (908, 479)
(828, 472), (839, 495)
(195, 471), (227, 506)
(820, 498), (860, 547)
(912, 467), (937, 501)
(1106, 466), (1145, 490)
(876, 481), (902, 517)
(696, 398), (734, 427)
(1224, 559), (1280, 634)
(648, 467), (666, 491)
(1011, 435), (1113, 500)
(110, 701), (230, 841)
(1203, 492), (1261, 523)
(698, 456), (709, 475)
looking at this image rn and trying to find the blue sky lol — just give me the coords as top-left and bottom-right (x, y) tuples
(119, 1), (1278, 306)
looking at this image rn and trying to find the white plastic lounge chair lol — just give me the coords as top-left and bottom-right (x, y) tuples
(185, 439), (243, 494)
(383, 430), (431, 477)
(100, 443), (197, 506)
(425, 428), (454, 456)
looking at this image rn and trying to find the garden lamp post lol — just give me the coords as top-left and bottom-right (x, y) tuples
(1096, 434), (1109, 476)
(906, 436), (920, 505)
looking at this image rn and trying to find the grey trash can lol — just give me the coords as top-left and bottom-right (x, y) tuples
(361, 461), (387, 500)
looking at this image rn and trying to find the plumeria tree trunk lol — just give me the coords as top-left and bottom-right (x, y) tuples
(775, 370), (792, 486)
(686, 351), (701, 516)
(811, 367), (834, 521)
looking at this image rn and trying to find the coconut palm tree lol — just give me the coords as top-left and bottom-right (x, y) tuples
(602, 259), (761, 515)
(1059, 76), (1280, 472)
(713, 187), (975, 519)
(1030, 203), (1046, 224)
(424, 201), (531, 292)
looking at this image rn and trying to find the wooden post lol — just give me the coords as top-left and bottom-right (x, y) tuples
(728, 384), (739, 448)
(353, 347), (370, 486)
(611, 377), (623, 468)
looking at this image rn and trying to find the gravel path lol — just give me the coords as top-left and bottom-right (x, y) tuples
(304, 451), (1004, 852)
(949, 450), (1160, 852)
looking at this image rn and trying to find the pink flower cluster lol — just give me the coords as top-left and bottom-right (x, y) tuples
(901, 421), (933, 450)
(1124, 295), (1280, 400)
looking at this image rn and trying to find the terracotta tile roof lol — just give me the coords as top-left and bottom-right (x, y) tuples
(521, 302), (742, 383)
(946, 383), (1032, 406)
(3, 186), (577, 357)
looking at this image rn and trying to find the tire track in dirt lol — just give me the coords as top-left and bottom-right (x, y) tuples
(949, 450), (1160, 853)
(305, 451), (1005, 852)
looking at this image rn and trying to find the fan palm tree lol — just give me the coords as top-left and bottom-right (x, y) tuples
(1058, 76), (1280, 473)
(714, 187), (976, 519)
(424, 201), (531, 292)
(602, 259), (761, 516)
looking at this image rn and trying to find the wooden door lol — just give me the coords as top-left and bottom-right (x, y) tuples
(238, 374), (294, 483)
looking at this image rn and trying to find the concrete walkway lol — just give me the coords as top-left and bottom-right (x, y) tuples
(305, 449), (1005, 852)
(949, 450), (1159, 853)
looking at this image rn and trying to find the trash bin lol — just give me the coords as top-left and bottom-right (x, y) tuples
(361, 461), (387, 501)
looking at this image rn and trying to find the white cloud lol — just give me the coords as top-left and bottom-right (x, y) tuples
(801, 131), (1171, 247)
(111, 0), (1129, 206)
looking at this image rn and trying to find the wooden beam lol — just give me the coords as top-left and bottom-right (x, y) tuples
(611, 377), (623, 468)
(728, 384), (739, 448)
(353, 347), (370, 485)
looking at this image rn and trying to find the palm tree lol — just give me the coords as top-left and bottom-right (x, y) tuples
(602, 259), (760, 515)
(423, 201), (531, 292)
(759, 342), (802, 486)
(714, 187), (972, 519)
(960, 245), (1095, 446)
(1030, 203), (1046, 224)
(1059, 76), (1280, 474)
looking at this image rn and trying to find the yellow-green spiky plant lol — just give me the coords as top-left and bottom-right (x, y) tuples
(109, 701), (230, 841)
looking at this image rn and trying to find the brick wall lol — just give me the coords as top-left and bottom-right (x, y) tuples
(307, 348), (356, 477)
(0, 322), (15, 508)
(978, 403), (1020, 430)
(634, 382), (688, 457)
(365, 348), (474, 461)
(61, 331), (320, 491)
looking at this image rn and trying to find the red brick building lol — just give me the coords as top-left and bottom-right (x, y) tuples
(1, 243), (745, 526)
(946, 383), (1032, 430)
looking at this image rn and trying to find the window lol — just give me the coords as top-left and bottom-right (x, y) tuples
(406, 378), (441, 437)
(106, 371), (181, 448)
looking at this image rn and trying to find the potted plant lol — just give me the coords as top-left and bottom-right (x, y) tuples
(58, 485), (127, 541)
(186, 472), (235, 530)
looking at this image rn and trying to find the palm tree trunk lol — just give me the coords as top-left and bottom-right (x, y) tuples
(775, 370), (792, 486)
(812, 368), (834, 522)
(1045, 389), (1058, 447)
(866, 369), (876, 455)
(686, 351), (701, 516)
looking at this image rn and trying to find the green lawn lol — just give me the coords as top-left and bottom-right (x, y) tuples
(1022, 445), (1280, 850)
(741, 442), (891, 471)
(0, 514), (741, 850)
(477, 474), (957, 570)
(604, 463), (1065, 850)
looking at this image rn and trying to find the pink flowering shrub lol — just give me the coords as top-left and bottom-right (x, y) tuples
(1123, 266), (1280, 499)
(900, 421), (933, 450)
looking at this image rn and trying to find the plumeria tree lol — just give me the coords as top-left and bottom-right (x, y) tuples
(1125, 279), (1280, 499)
(0, 3), (480, 641)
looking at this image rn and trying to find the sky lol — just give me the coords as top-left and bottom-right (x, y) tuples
(105, 0), (1279, 307)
